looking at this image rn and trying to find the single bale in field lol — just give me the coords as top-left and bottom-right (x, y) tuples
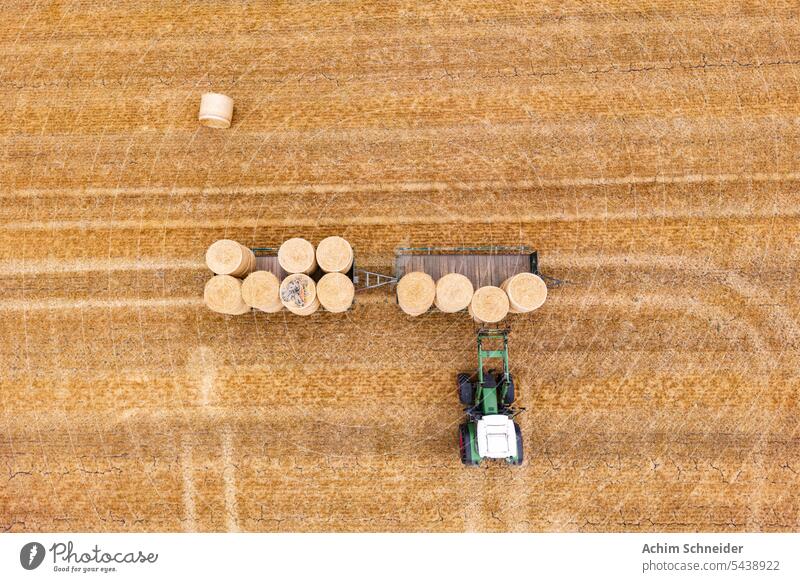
(204, 275), (251, 315)
(280, 273), (320, 316)
(241, 271), (283, 313)
(469, 286), (509, 324)
(205, 239), (255, 277)
(434, 273), (474, 313)
(278, 237), (317, 274)
(317, 272), (355, 313)
(397, 272), (436, 316)
(198, 92), (234, 128)
(316, 236), (353, 273)
(501, 272), (548, 313)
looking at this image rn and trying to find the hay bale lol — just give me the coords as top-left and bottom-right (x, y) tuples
(396, 272), (435, 316)
(278, 237), (317, 274)
(198, 92), (234, 129)
(434, 273), (474, 313)
(317, 272), (355, 313)
(469, 286), (509, 323)
(316, 236), (353, 273)
(205, 239), (255, 277)
(280, 273), (320, 316)
(241, 271), (283, 313)
(204, 275), (250, 315)
(501, 273), (548, 313)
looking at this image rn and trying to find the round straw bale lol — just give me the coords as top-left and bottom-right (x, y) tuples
(280, 273), (319, 315)
(434, 273), (474, 313)
(470, 286), (509, 324)
(198, 92), (234, 129)
(278, 238), (317, 274)
(397, 272), (436, 316)
(501, 272), (548, 313)
(241, 271), (283, 313)
(317, 272), (355, 313)
(205, 239), (255, 277)
(204, 275), (250, 315)
(316, 236), (354, 273)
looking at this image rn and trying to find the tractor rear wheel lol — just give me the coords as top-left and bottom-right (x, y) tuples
(457, 373), (474, 405)
(459, 423), (479, 466)
(509, 422), (524, 465)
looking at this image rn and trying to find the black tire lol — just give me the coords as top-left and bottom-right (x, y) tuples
(458, 373), (474, 405)
(502, 373), (515, 405)
(459, 423), (479, 466)
(509, 422), (524, 465)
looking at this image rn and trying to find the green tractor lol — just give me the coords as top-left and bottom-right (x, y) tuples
(458, 329), (523, 466)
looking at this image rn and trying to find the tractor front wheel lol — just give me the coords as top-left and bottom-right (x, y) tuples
(459, 423), (479, 466)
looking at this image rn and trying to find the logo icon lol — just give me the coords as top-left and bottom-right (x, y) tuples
(20, 542), (46, 570)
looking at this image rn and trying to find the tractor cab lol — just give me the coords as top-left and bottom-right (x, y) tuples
(458, 329), (523, 465)
(476, 414), (519, 459)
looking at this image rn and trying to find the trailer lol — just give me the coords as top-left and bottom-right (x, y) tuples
(395, 245), (539, 291)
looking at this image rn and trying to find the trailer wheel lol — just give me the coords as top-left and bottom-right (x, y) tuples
(459, 423), (479, 466)
(502, 373), (515, 405)
(458, 373), (474, 405)
(509, 422), (524, 465)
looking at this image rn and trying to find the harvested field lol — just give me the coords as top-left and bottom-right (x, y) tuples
(1, 1), (799, 532)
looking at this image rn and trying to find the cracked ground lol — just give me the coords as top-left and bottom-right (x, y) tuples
(1, 1), (799, 532)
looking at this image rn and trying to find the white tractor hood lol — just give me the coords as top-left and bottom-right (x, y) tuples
(476, 414), (518, 459)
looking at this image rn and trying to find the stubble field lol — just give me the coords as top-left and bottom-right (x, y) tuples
(1, 1), (799, 532)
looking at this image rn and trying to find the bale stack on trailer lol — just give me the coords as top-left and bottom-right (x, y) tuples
(202, 235), (356, 316)
(203, 239), (254, 315)
(315, 236), (355, 312)
(393, 246), (546, 323)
